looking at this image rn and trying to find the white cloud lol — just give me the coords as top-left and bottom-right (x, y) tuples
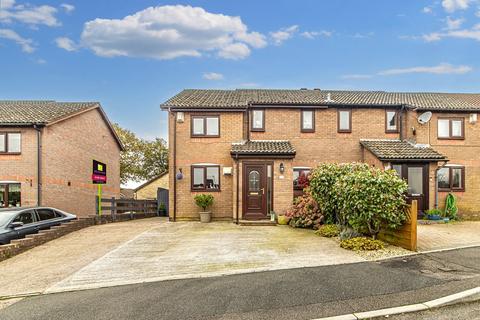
(340, 74), (373, 80)
(36, 58), (46, 64)
(352, 32), (374, 38)
(442, 0), (471, 13)
(423, 6), (433, 14)
(0, 0), (59, 27)
(79, 5), (266, 60)
(270, 25), (298, 45)
(55, 36), (77, 51)
(203, 72), (224, 80)
(445, 16), (465, 30)
(476, 9), (480, 17)
(0, 28), (35, 52)
(423, 24), (480, 41)
(60, 4), (75, 14)
(300, 30), (332, 39)
(378, 63), (472, 75)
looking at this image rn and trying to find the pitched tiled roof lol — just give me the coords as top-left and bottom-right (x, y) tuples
(161, 89), (480, 111)
(0, 100), (99, 124)
(231, 140), (296, 157)
(360, 139), (447, 161)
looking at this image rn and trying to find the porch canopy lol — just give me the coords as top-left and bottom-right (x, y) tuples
(360, 139), (447, 162)
(231, 140), (296, 159)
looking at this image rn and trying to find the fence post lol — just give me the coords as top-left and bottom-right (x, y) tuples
(95, 195), (99, 216)
(111, 197), (116, 221)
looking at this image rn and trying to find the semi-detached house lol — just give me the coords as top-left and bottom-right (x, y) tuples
(0, 100), (123, 216)
(161, 89), (480, 222)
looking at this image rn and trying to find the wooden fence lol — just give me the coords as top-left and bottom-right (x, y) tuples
(96, 197), (158, 218)
(378, 200), (417, 251)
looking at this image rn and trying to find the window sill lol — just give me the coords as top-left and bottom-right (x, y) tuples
(437, 137), (465, 140)
(191, 189), (221, 193)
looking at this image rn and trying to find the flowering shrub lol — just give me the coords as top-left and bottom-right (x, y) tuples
(285, 193), (324, 229)
(308, 163), (408, 239)
(315, 224), (340, 237)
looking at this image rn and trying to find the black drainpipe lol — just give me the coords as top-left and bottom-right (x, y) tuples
(33, 124), (42, 206)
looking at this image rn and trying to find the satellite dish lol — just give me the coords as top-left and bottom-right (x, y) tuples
(417, 112), (432, 125)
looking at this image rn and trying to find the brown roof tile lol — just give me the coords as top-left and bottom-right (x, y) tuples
(360, 139), (447, 161)
(161, 89), (480, 111)
(231, 140), (296, 156)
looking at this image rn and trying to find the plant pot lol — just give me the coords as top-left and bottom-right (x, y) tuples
(199, 211), (212, 223)
(428, 214), (442, 221)
(277, 215), (290, 225)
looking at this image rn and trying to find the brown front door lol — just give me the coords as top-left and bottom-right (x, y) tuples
(393, 163), (429, 216)
(243, 163), (267, 220)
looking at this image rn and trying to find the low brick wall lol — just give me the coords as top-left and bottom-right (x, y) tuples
(0, 212), (159, 262)
(0, 218), (94, 262)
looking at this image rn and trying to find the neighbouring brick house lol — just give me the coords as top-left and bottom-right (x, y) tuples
(161, 89), (480, 222)
(134, 171), (169, 200)
(0, 101), (123, 216)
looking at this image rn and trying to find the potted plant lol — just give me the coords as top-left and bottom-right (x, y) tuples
(194, 194), (214, 223)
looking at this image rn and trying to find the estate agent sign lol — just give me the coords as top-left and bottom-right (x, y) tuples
(92, 160), (107, 184)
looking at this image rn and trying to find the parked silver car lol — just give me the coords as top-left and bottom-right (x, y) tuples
(0, 207), (77, 245)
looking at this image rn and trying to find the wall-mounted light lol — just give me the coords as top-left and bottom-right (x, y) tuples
(176, 168), (184, 180)
(279, 163), (285, 174)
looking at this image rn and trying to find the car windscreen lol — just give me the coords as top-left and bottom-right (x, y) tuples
(0, 212), (16, 227)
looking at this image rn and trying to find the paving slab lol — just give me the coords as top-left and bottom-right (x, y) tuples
(47, 222), (364, 293)
(418, 221), (480, 252)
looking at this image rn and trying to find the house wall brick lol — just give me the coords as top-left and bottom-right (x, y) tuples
(169, 112), (243, 221)
(0, 128), (38, 207)
(41, 109), (121, 216)
(0, 108), (121, 216)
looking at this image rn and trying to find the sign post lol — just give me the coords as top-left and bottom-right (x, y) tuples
(92, 160), (107, 216)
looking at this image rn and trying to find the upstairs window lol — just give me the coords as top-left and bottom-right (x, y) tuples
(301, 110), (315, 132)
(386, 110), (399, 133)
(191, 165), (220, 191)
(438, 166), (465, 191)
(438, 118), (464, 139)
(191, 116), (219, 137)
(337, 110), (352, 133)
(251, 109), (265, 131)
(0, 133), (21, 153)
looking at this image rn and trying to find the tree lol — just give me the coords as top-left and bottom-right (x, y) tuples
(113, 123), (168, 184)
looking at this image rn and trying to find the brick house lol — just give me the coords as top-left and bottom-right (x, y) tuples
(0, 100), (123, 216)
(161, 89), (480, 222)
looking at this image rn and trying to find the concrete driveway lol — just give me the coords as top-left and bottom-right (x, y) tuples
(418, 221), (480, 252)
(0, 218), (363, 298)
(47, 221), (363, 293)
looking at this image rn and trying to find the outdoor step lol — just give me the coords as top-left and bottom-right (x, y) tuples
(238, 220), (276, 226)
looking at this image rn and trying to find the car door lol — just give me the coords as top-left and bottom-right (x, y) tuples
(35, 208), (61, 229)
(11, 210), (38, 239)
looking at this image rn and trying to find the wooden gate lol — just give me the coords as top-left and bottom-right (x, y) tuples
(378, 200), (418, 251)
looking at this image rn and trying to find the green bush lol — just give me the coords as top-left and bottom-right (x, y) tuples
(285, 193), (324, 229)
(340, 237), (384, 251)
(315, 224), (340, 237)
(335, 166), (408, 238)
(309, 163), (369, 224)
(194, 194), (214, 211)
(424, 208), (443, 216)
(308, 163), (408, 239)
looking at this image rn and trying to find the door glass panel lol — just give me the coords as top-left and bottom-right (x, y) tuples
(267, 165), (272, 215)
(248, 170), (260, 192)
(407, 167), (423, 195)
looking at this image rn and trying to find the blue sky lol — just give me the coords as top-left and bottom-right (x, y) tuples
(1, 0), (480, 141)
